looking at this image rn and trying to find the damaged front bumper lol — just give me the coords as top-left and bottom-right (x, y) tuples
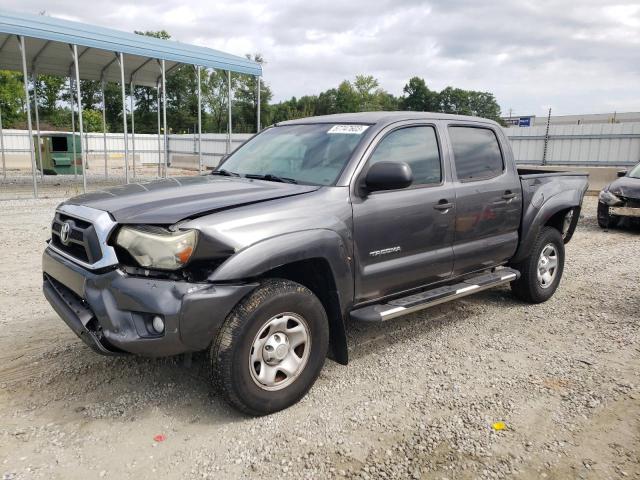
(43, 248), (257, 356)
(609, 206), (640, 217)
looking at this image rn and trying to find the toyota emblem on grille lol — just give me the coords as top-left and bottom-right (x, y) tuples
(60, 221), (72, 245)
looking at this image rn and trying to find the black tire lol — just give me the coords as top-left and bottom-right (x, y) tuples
(510, 227), (565, 304)
(597, 201), (618, 229)
(211, 279), (329, 416)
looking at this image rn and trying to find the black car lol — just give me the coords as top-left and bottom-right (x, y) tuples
(597, 162), (640, 228)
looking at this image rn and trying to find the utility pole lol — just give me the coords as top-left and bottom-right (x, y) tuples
(542, 107), (552, 166)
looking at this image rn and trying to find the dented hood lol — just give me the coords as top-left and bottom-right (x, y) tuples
(607, 176), (640, 199)
(62, 175), (320, 224)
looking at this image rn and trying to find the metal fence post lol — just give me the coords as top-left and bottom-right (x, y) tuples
(69, 75), (78, 179)
(542, 107), (552, 166)
(31, 70), (43, 180)
(0, 107), (5, 181)
(130, 81), (136, 179)
(101, 79), (108, 179)
(18, 35), (38, 198)
(72, 44), (87, 193)
(156, 82), (162, 177)
(161, 59), (168, 177)
(196, 65), (202, 174)
(227, 70), (232, 154)
(118, 52), (129, 183)
(257, 75), (261, 133)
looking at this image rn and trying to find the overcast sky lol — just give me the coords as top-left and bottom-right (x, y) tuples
(6, 0), (640, 117)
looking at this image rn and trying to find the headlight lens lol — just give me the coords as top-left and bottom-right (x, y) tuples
(598, 189), (623, 206)
(116, 226), (198, 270)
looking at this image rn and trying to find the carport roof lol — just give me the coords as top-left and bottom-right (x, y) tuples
(0, 9), (262, 86)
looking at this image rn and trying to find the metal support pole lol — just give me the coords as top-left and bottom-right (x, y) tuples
(542, 107), (552, 166)
(0, 107), (5, 181)
(69, 76), (77, 179)
(18, 36), (38, 198)
(101, 79), (108, 179)
(118, 52), (129, 183)
(72, 45), (87, 193)
(130, 81), (136, 179)
(161, 59), (168, 177)
(196, 65), (202, 173)
(32, 71), (43, 180)
(156, 83), (161, 177)
(227, 70), (232, 154)
(257, 75), (261, 133)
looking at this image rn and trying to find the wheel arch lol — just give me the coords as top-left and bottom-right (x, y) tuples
(512, 189), (581, 264)
(209, 230), (353, 365)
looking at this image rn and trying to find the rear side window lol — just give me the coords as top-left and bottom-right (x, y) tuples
(449, 127), (504, 181)
(368, 126), (441, 185)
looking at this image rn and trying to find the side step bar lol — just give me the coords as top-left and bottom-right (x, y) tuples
(350, 267), (519, 322)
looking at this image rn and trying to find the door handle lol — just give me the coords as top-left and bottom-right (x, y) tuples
(433, 200), (454, 211)
(502, 191), (517, 201)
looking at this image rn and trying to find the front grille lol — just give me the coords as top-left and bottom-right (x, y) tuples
(51, 212), (103, 264)
(622, 197), (640, 208)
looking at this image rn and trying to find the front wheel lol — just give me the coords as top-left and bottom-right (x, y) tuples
(510, 227), (565, 304)
(211, 279), (329, 416)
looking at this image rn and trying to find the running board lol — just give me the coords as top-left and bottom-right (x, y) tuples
(350, 268), (519, 322)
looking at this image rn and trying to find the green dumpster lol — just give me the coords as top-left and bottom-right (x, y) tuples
(35, 133), (84, 175)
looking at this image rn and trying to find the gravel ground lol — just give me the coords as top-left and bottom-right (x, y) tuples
(0, 195), (638, 480)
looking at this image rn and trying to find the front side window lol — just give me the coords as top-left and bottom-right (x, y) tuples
(219, 124), (369, 185)
(368, 126), (441, 185)
(449, 126), (504, 181)
(628, 163), (640, 179)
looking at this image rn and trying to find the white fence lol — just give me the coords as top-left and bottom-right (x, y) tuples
(0, 129), (254, 170)
(504, 122), (640, 166)
(3, 123), (640, 170)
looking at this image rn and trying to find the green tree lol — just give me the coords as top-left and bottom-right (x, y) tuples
(401, 77), (440, 112)
(82, 109), (104, 132)
(335, 80), (359, 112)
(353, 75), (380, 110)
(35, 74), (65, 114)
(203, 68), (238, 133)
(233, 54), (273, 132)
(0, 70), (25, 127)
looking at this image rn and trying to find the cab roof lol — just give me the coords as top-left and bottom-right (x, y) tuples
(278, 111), (500, 127)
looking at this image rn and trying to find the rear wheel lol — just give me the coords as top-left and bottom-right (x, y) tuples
(211, 279), (329, 416)
(511, 227), (565, 303)
(597, 201), (618, 229)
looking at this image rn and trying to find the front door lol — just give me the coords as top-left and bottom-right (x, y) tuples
(352, 124), (456, 303)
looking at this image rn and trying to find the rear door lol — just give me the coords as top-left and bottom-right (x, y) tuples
(351, 122), (456, 303)
(446, 124), (521, 276)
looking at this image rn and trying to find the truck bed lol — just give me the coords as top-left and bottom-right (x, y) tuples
(518, 168), (589, 210)
(517, 167), (589, 178)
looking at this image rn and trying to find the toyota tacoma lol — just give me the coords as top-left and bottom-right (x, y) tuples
(42, 112), (588, 415)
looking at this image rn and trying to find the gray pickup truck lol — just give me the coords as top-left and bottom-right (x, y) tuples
(43, 112), (588, 415)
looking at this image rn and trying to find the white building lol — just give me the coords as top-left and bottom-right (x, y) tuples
(502, 111), (640, 127)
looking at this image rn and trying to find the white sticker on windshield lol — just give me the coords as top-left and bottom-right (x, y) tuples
(327, 124), (369, 135)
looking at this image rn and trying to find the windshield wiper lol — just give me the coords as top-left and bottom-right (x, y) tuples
(244, 173), (298, 184)
(211, 169), (239, 177)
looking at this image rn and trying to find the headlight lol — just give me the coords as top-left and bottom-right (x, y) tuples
(598, 189), (623, 206)
(116, 226), (198, 270)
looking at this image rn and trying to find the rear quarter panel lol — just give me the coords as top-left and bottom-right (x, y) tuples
(512, 173), (588, 263)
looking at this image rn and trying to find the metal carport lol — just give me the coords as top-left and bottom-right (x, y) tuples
(0, 9), (262, 197)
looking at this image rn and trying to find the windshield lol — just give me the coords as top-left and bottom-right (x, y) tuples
(628, 163), (640, 179)
(218, 123), (370, 185)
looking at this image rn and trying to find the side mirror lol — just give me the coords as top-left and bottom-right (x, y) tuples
(617, 169), (627, 178)
(364, 161), (413, 192)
